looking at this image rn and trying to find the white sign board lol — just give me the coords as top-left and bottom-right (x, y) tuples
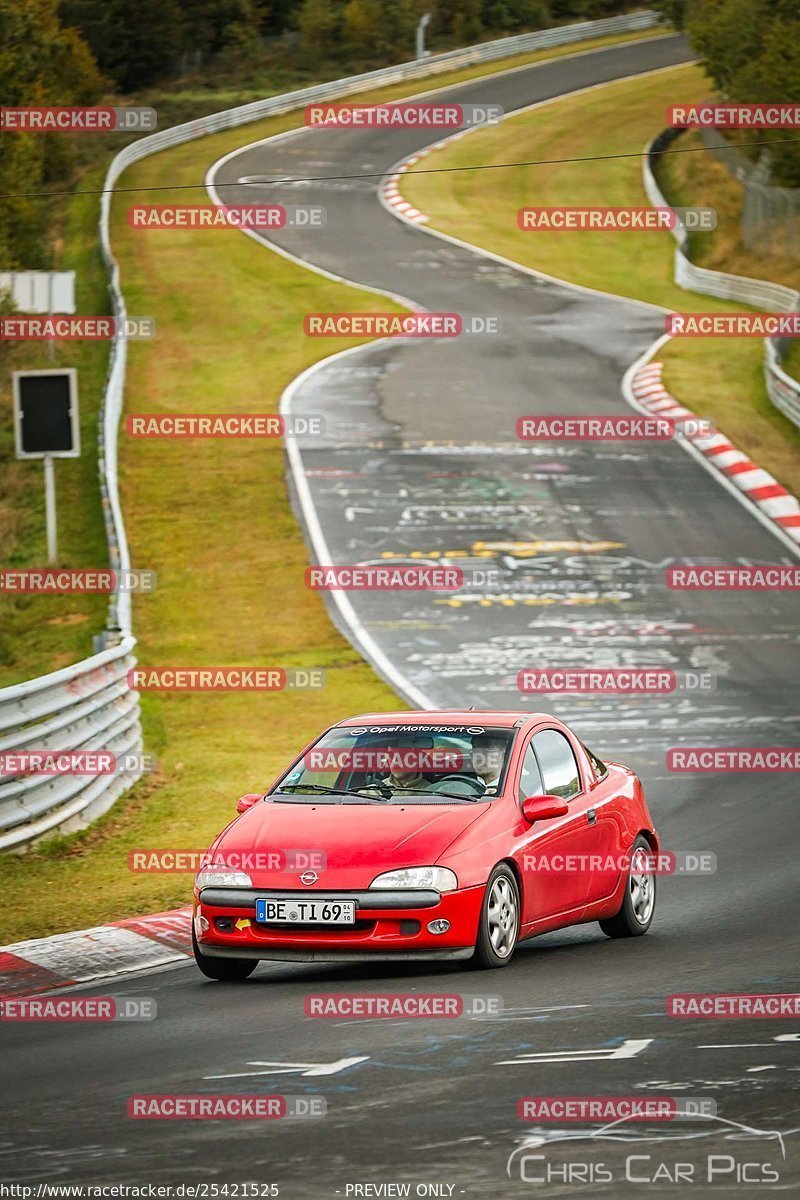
(0, 271), (76, 314)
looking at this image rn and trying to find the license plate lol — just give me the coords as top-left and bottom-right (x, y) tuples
(255, 897), (357, 925)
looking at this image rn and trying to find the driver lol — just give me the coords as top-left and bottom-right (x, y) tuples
(471, 733), (507, 796)
(359, 735), (434, 796)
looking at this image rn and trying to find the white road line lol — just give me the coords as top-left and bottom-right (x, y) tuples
(205, 1056), (369, 1079)
(497, 1037), (653, 1064)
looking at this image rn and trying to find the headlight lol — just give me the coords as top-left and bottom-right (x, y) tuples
(195, 868), (253, 889)
(370, 866), (458, 892)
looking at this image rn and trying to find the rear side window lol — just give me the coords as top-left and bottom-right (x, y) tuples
(532, 729), (581, 800)
(584, 744), (608, 781)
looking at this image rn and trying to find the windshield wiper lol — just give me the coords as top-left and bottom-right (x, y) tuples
(388, 787), (485, 803)
(276, 784), (387, 802)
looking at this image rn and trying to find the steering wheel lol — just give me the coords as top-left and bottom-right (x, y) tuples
(429, 774), (485, 796)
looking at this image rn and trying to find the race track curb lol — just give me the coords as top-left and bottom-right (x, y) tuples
(631, 361), (800, 544)
(380, 147), (442, 223)
(0, 907), (192, 999)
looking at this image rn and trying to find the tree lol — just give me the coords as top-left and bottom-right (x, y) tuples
(684, 0), (800, 185)
(342, 0), (418, 61)
(653, 0), (688, 29)
(684, 0), (768, 94)
(60, 0), (184, 90)
(294, 0), (341, 59)
(453, 0), (484, 44)
(484, 2), (551, 31)
(217, 0), (269, 70)
(0, 0), (104, 266)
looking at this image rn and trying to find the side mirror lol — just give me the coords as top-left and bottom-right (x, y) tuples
(522, 794), (569, 824)
(236, 792), (262, 814)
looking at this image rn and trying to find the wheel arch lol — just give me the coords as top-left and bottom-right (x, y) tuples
(500, 856), (523, 899)
(635, 828), (659, 853)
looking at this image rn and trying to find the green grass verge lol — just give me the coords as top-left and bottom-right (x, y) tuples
(0, 177), (112, 684)
(403, 63), (800, 495)
(783, 340), (800, 384)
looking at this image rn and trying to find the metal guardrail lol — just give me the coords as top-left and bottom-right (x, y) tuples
(698, 127), (800, 257)
(0, 639), (141, 849)
(765, 339), (800, 429)
(644, 129), (800, 430)
(0, 10), (660, 849)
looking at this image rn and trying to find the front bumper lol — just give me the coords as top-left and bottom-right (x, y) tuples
(200, 945), (475, 963)
(195, 884), (484, 960)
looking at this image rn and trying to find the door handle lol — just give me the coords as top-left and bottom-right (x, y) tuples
(587, 808), (597, 825)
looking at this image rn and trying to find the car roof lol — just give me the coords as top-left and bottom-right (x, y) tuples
(336, 710), (557, 729)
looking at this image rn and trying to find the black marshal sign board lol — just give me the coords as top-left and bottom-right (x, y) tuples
(13, 369), (80, 459)
(11, 368), (80, 563)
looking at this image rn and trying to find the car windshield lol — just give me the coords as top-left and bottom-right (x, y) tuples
(271, 724), (516, 804)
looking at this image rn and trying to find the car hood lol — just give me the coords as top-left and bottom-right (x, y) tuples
(210, 798), (486, 888)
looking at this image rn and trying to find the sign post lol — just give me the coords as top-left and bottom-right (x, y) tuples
(43, 455), (57, 562)
(12, 368), (80, 564)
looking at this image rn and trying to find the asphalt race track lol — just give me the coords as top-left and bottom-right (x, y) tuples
(3, 34), (799, 1197)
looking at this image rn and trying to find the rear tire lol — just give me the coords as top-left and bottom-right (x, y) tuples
(192, 925), (258, 980)
(472, 864), (520, 969)
(599, 836), (656, 938)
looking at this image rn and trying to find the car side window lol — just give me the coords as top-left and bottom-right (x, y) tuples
(583, 743), (608, 781)
(532, 729), (581, 800)
(517, 743), (544, 804)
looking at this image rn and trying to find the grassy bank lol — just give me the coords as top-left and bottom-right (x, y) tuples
(655, 127), (800, 391)
(0, 183), (111, 684)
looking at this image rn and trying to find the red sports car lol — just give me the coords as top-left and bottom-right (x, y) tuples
(192, 710), (659, 979)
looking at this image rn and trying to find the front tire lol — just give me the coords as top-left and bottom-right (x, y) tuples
(193, 925), (258, 981)
(599, 836), (656, 938)
(472, 864), (520, 968)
